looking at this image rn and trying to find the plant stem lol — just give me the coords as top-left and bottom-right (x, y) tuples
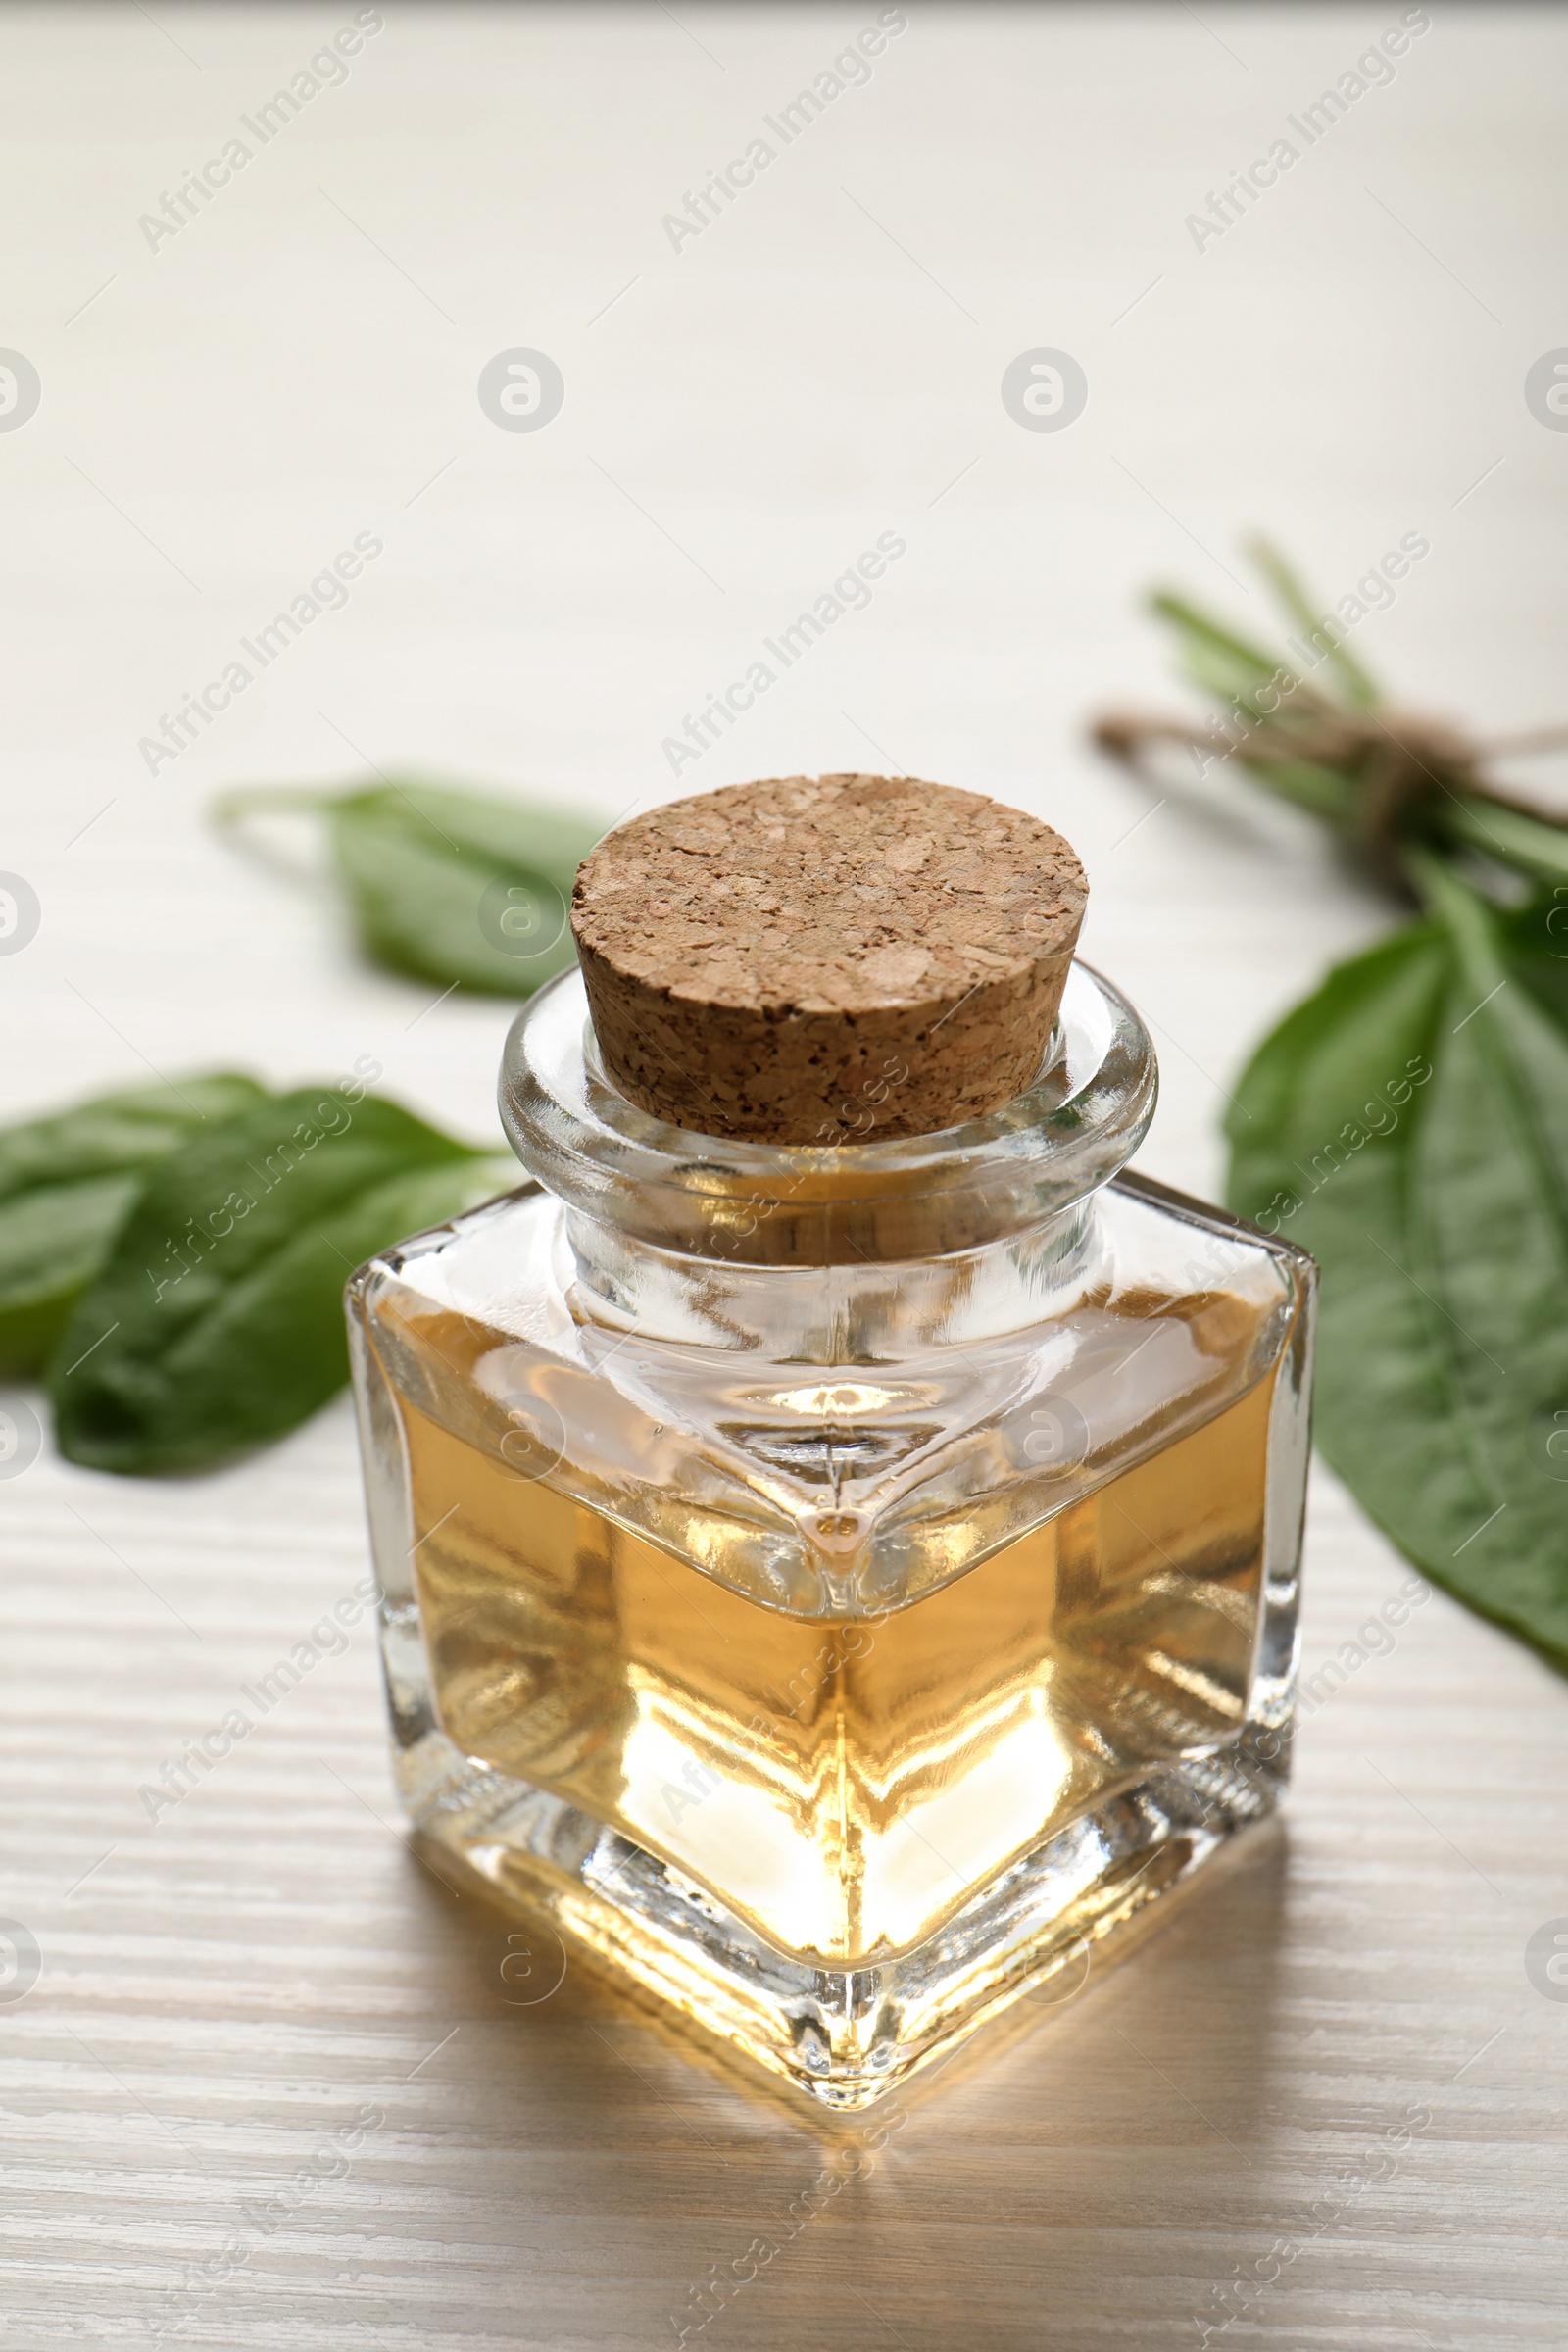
(1438, 795), (1568, 887)
(210, 785), (338, 831)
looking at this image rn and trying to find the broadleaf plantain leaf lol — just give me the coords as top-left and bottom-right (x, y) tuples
(1226, 885), (1568, 1663)
(216, 778), (603, 995)
(0, 1073), (270, 1375)
(51, 1087), (513, 1473)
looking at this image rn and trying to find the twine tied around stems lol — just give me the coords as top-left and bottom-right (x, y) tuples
(1093, 684), (1568, 890)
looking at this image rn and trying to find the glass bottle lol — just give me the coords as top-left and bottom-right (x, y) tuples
(347, 958), (1313, 2109)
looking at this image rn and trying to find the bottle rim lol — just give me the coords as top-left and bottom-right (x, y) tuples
(499, 960), (1157, 1265)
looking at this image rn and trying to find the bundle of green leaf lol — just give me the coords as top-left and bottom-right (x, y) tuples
(212, 777), (604, 994)
(0, 1075), (513, 1472)
(1094, 542), (1568, 1665)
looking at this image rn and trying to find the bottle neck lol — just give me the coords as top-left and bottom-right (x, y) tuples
(499, 960), (1157, 1284)
(561, 1192), (1105, 1354)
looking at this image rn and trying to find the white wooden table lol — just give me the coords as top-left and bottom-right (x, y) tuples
(4, 6), (1567, 2343)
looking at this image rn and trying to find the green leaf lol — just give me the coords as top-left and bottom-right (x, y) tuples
(1226, 895), (1568, 1664)
(1442, 794), (1568, 890)
(1245, 536), (1380, 710)
(215, 779), (604, 995)
(1150, 591), (1281, 689)
(0, 1074), (269, 1375)
(1500, 887), (1568, 1030)
(51, 1089), (512, 1474)
(1247, 756), (1360, 824)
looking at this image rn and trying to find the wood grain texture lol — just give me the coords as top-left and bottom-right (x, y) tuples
(5, 1449), (1567, 2349)
(3, 4), (1568, 2343)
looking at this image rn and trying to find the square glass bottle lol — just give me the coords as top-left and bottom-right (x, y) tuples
(347, 960), (1313, 2108)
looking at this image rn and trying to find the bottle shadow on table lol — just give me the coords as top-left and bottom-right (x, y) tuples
(396, 1812), (1291, 2164)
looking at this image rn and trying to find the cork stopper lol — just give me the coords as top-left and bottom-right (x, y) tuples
(570, 773), (1088, 1146)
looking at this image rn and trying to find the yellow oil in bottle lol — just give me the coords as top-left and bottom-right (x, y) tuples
(399, 1366), (1276, 1966)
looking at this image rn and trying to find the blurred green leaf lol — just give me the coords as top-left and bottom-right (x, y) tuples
(52, 1086), (512, 1473)
(1226, 882), (1568, 1663)
(215, 778), (604, 995)
(0, 1074), (269, 1375)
